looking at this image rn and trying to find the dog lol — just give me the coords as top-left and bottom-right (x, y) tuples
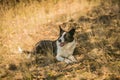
(19, 26), (77, 64)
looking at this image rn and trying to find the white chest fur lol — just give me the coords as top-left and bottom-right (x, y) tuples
(56, 40), (76, 57)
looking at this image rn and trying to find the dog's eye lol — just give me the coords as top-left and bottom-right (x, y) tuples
(58, 39), (61, 42)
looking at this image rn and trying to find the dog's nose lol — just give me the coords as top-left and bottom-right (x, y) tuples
(58, 39), (61, 42)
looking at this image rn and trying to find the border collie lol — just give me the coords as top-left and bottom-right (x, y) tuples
(19, 26), (77, 64)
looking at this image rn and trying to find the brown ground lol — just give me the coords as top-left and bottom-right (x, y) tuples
(0, 0), (120, 80)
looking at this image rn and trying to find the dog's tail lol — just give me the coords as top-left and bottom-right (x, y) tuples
(18, 46), (32, 58)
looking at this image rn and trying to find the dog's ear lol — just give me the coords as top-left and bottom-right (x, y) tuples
(59, 25), (64, 34)
(69, 28), (76, 36)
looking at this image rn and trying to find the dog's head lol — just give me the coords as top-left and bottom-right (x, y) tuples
(57, 26), (76, 47)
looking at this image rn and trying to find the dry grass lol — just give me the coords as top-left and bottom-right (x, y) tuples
(0, 0), (120, 80)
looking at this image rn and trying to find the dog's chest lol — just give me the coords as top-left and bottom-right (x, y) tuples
(57, 40), (76, 57)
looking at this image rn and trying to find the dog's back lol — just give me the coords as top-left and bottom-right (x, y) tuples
(32, 40), (57, 56)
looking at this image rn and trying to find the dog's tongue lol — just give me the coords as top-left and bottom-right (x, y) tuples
(60, 42), (65, 47)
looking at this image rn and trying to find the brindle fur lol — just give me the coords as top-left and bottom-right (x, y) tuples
(32, 40), (57, 56)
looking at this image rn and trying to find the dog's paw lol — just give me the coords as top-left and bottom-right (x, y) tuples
(64, 59), (73, 64)
(73, 59), (78, 63)
(68, 55), (78, 63)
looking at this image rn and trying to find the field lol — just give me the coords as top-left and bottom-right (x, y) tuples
(0, 0), (120, 80)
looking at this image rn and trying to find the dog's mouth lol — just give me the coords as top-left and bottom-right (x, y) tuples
(60, 42), (66, 47)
